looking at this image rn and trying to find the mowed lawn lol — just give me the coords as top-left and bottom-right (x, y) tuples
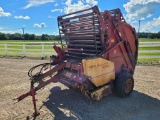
(0, 38), (160, 63)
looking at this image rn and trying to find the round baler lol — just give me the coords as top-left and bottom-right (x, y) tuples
(14, 6), (138, 116)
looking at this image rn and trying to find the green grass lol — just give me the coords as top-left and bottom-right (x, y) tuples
(139, 46), (160, 50)
(138, 52), (160, 56)
(139, 38), (160, 42)
(138, 58), (160, 64)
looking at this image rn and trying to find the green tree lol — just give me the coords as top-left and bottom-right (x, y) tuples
(35, 35), (41, 40)
(29, 34), (35, 40)
(0, 32), (9, 40)
(13, 33), (22, 40)
(24, 33), (30, 40)
(7, 33), (14, 40)
(41, 34), (49, 40)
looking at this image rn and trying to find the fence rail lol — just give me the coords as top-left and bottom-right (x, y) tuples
(0, 44), (51, 58)
(0, 42), (160, 59)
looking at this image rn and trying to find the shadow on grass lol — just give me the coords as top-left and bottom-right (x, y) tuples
(39, 86), (160, 120)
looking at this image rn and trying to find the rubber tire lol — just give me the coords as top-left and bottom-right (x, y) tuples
(115, 72), (134, 98)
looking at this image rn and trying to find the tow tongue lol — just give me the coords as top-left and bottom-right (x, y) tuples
(13, 62), (65, 117)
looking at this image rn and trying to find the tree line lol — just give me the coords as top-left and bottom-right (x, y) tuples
(0, 32), (61, 40)
(138, 32), (160, 39)
(0, 32), (160, 40)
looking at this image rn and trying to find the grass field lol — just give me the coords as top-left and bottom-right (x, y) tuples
(138, 52), (160, 56)
(0, 40), (58, 43)
(0, 38), (160, 63)
(137, 58), (160, 64)
(139, 38), (160, 42)
(139, 46), (160, 50)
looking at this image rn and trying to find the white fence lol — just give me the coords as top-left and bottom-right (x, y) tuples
(138, 42), (160, 58)
(0, 44), (55, 58)
(0, 42), (160, 59)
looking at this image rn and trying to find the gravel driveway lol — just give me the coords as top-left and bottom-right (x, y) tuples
(0, 58), (160, 120)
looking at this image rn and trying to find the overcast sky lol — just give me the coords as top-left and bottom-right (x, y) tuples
(0, 0), (160, 35)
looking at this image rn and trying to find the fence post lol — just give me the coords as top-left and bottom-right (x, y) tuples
(42, 44), (44, 59)
(4, 44), (8, 56)
(23, 44), (26, 57)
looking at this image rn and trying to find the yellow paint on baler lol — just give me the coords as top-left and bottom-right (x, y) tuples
(82, 58), (115, 87)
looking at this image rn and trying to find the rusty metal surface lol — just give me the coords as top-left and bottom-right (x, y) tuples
(125, 79), (133, 93)
(57, 5), (138, 75)
(42, 62), (66, 78)
(58, 6), (102, 59)
(98, 8), (138, 75)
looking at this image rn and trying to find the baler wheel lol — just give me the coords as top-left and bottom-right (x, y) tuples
(115, 73), (134, 98)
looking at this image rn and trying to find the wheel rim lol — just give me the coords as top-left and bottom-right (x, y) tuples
(124, 79), (132, 93)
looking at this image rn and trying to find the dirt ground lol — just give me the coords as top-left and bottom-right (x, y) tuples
(0, 58), (160, 120)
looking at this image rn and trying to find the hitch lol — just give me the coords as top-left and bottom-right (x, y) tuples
(13, 63), (64, 116)
(13, 44), (66, 116)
